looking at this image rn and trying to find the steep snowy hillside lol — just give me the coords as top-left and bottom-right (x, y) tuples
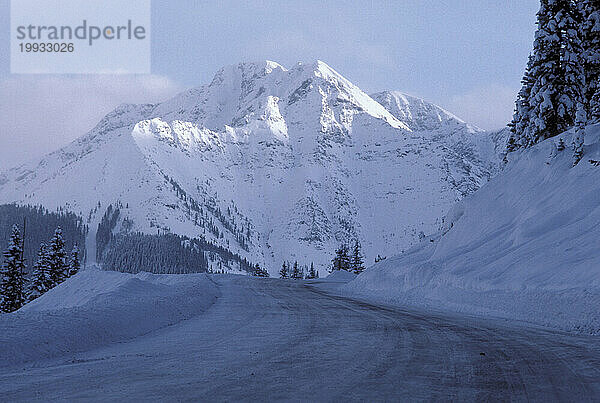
(345, 124), (600, 332)
(0, 61), (498, 274)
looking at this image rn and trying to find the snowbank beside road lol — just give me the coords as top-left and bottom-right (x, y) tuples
(344, 124), (600, 333)
(324, 270), (357, 282)
(0, 269), (219, 368)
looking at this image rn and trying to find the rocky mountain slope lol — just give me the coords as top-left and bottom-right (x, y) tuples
(0, 60), (501, 274)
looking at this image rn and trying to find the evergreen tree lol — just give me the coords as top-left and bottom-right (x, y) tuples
(527, 0), (570, 142)
(591, 82), (600, 122)
(557, 137), (566, 151)
(579, 0), (600, 122)
(573, 102), (587, 166)
(27, 243), (52, 301)
(279, 261), (289, 279)
(510, 55), (536, 147)
(48, 227), (67, 286)
(506, 135), (519, 153)
(252, 263), (269, 277)
(307, 262), (317, 279)
(350, 240), (366, 275)
(0, 225), (27, 313)
(331, 244), (350, 272)
(510, 0), (594, 150)
(67, 244), (81, 277)
(291, 261), (301, 279)
(557, 0), (585, 120)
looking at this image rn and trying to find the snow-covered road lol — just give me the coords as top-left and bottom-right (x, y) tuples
(2, 275), (600, 401)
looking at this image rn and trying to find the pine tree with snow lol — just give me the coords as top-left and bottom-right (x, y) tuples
(252, 263), (269, 277)
(557, 137), (566, 151)
(48, 227), (67, 286)
(279, 261), (289, 279)
(350, 240), (365, 275)
(291, 261), (302, 279)
(578, 0), (600, 122)
(556, 0), (586, 121)
(591, 83), (600, 122)
(27, 242), (53, 302)
(511, 0), (600, 151)
(506, 135), (519, 153)
(0, 225), (27, 313)
(307, 262), (317, 279)
(510, 55), (536, 147)
(331, 244), (350, 272)
(573, 102), (587, 166)
(331, 246), (341, 272)
(67, 244), (81, 277)
(527, 0), (572, 142)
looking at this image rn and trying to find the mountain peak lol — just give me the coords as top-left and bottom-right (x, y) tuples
(290, 60), (355, 87)
(154, 60), (410, 131)
(208, 60), (287, 87)
(301, 59), (338, 77)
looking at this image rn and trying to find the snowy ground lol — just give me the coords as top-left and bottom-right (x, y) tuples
(1, 272), (600, 401)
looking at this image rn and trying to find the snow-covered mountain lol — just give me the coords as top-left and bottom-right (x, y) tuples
(0, 60), (500, 274)
(345, 124), (600, 332)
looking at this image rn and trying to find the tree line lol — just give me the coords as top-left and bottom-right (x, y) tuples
(330, 240), (366, 274)
(274, 240), (367, 280)
(0, 225), (80, 313)
(97, 203), (255, 275)
(100, 231), (254, 275)
(509, 0), (600, 166)
(0, 203), (87, 270)
(278, 261), (319, 279)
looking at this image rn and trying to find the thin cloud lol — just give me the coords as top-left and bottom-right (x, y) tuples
(0, 75), (182, 171)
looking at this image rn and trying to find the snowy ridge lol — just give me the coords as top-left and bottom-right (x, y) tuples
(0, 60), (500, 274)
(371, 90), (473, 132)
(344, 124), (600, 333)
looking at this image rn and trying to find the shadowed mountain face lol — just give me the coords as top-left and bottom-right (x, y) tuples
(0, 60), (502, 274)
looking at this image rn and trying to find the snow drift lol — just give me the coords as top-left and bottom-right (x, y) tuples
(323, 270), (357, 282)
(344, 124), (600, 333)
(0, 269), (219, 368)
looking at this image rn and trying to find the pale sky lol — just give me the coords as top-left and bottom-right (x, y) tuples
(0, 0), (539, 170)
